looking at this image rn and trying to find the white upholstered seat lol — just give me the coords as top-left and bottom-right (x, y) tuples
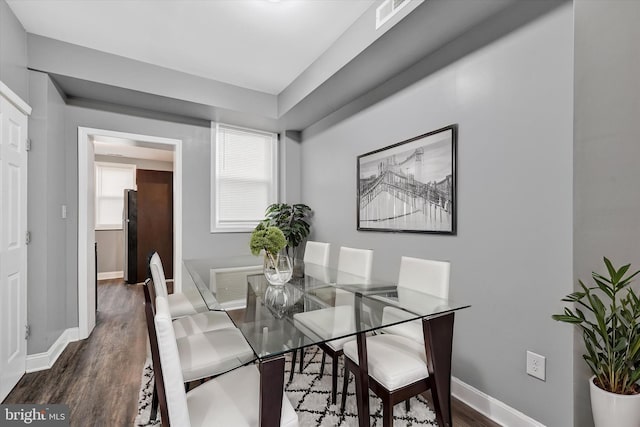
(172, 311), (236, 339)
(174, 326), (255, 382)
(293, 305), (355, 351)
(343, 334), (429, 391)
(149, 252), (237, 337)
(154, 296), (298, 427)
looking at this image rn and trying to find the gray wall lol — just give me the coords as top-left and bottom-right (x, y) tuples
(94, 154), (174, 275)
(62, 105), (297, 325)
(301, 5), (574, 426)
(96, 230), (123, 275)
(573, 1), (640, 425)
(27, 71), (68, 354)
(0, 0), (27, 100)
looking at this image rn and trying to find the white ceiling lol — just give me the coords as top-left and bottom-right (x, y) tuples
(7, 0), (375, 95)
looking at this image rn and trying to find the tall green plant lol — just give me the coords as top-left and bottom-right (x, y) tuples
(552, 258), (640, 395)
(261, 203), (312, 258)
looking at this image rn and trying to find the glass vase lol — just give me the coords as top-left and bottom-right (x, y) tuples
(263, 252), (292, 286)
(264, 284), (292, 319)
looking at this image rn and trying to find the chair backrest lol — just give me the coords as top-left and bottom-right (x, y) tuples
(336, 246), (373, 285)
(380, 257), (450, 343)
(143, 280), (170, 427)
(150, 252), (169, 299)
(154, 296), (191, 427)
(303, 241), (331, 266)
(397, 256), (450, 298)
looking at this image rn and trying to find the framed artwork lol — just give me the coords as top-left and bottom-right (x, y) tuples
(357, 124), (457, 234)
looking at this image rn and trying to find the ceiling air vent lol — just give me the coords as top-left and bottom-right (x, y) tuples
(376, 0), (410, 29)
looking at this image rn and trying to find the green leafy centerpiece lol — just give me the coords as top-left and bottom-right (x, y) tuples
(261, 203), (312, 261)
(552, 257), (640, 426)
(250, 224), (291, 286)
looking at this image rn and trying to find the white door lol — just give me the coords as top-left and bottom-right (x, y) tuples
(0, 92), (29, 402)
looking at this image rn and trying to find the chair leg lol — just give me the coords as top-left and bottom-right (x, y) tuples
(405, 399), (411, 412)
(383, 397), (394, 427)
(289, 348), (297, 383)
(341, 364), (349, 413)
(331, 354), (339, 404)
(319, 352), (326, 379)
(299, 348), (304, 373)
(150, 384), (159, 422)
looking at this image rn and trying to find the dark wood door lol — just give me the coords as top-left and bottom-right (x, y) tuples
(136, 169), (173, 282)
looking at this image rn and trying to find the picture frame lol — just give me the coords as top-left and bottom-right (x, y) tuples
(357, 124), (457, 234)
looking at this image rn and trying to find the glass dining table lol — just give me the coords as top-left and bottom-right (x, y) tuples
(183, 256), (470, 427)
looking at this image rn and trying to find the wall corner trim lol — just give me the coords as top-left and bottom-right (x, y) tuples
(0, 81), (32, 115)
(452, 377), (546, 427)
(25, 327), (80, 373)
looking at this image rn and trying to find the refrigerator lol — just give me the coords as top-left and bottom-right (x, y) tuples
(123, 189), (137, 284)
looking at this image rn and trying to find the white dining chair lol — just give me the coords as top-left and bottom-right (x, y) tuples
(302, 241), (331, 283)
(303, 241), (331, 266)
(149, 252), (237, 338)
(152, 295), (299, 427)
(143, 281), (255, 384)
(293, 246), (373, 404)
(290, 241), (332, 379)
(336, 246), (373, 285)
(149, 252), (201, 318)
(379, 256), (450, 342)
(340, 256), (451, 424)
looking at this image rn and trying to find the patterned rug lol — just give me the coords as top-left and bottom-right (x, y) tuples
(135, 346), (437, 426)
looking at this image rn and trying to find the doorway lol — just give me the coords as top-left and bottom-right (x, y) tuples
(78, 128), (182, 340)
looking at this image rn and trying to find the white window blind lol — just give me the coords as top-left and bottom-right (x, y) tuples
(95, 162), (136, 230)
(212, 123), (278, 232)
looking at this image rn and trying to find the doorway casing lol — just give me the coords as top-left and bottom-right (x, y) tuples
(78, 127), (183, 339)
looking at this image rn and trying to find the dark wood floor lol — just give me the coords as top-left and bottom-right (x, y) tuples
(3, 279), (148, 426)
(4, 279), (499, 427)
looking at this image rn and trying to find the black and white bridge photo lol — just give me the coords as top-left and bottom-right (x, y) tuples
(357, 125), (457, 234)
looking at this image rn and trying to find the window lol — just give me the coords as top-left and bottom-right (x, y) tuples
(211, 123), (278, 232)
(95, 162), (136, 230)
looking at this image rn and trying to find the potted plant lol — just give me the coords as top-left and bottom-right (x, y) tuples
(261, 203), (312, 275)
(249, 224), (291, 286)
(552, 257), (640, 427)
(261, 203), (312, 259)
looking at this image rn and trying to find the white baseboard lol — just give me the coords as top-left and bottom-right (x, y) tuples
(452, 376), (545, 427)
(26, 327), (80, 373)
(97, 271), (124, 280)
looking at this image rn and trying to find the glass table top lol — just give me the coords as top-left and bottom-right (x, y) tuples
(183, 257), (470, 360)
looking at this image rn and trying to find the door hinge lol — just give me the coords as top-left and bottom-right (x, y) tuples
(25, 138), (32, 151)
(25, 231), (31, 245)
(25, 324), (31, 340)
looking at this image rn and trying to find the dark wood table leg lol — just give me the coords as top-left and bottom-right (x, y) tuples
(422, 313), (455, 427)
(353, 292), (370, 427)
(259, 356), (285, 427)
(355, 331), (370, 427)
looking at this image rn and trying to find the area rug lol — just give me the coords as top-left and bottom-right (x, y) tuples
(135, 346), (437, 426)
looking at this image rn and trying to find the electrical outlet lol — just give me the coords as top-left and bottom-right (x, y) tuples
(526, 350), (546, 381)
